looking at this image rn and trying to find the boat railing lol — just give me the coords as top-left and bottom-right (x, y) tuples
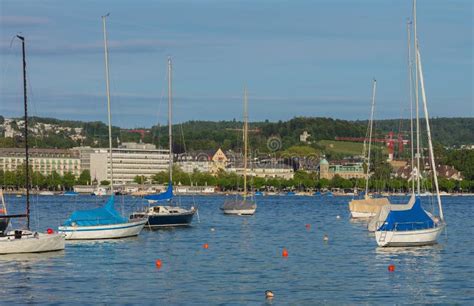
(376, 220), (438, 232)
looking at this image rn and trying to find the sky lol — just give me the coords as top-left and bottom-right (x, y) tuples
(0, 0), (472, 128)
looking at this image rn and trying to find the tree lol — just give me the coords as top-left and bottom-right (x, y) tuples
(133, 175), (147, 184)
(46, 171), (63, 190)
(63, 172), (76, 190)
(100, 180), (110, 186)
(77, 170), (91, 185)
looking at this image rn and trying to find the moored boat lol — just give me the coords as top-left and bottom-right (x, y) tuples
(58, 15), (146, 240)
(0, 36), (65, 254)
(129, 57), (196, 227)
(349, 79), (391, 219)
(374, 1), (446, 247)
(220, 87), (257, 216)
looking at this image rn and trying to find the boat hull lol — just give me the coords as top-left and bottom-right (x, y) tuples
(375, 224), (444, 247)
(145, 211), (195, 228)
(0, 231), (65, 254)
(58, 218), (147, 240)
(350, 211), (376, 218)
(222, 208), (256, 216)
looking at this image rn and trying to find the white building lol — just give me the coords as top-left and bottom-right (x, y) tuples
(227, 161), (294, 179)
(89, 142), (170, 185)
(0, 148), (81, 177)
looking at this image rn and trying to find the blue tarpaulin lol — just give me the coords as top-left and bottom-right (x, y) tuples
(378, 197), (434, 231)
(62, 196), (127, 226)
(144, 182), (173, 201)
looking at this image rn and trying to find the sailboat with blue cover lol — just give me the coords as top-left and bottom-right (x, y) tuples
(129, 57), (196, 228)
(373, 1), (445, 247)
(58, 14), (146, 240)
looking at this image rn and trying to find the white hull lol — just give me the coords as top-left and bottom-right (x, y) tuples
(0, 231), (65, 254)
(58, 218), (146, 240)
(350, 211), (376, 219)
(375, 224), (444, 247)
(222, 208), (256, 216)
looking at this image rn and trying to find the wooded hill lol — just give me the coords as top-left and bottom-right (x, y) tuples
(1, 115), (472, 152)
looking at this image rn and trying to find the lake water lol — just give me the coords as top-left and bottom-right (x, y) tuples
(0, 195), (473, 304)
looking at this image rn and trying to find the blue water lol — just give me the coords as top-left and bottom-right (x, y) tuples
(0, 195), (473, 304)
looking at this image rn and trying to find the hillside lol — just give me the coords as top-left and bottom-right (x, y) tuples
(1, 115), (473, 152)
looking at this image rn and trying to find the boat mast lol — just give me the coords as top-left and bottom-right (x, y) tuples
(102, 14), (114, 193)
(416, 49), (444, 221)
(168, 57), (173, 184)
(18, 35), (30, 230)
(407, 19), (416, 194)
(243, 87), (248, 199)
(413, 0), (421, 194)
(365, 79), (376, 198)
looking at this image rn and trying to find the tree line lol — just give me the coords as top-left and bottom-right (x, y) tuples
(0, 169), (91, 191)
(141, 166), (474, 193)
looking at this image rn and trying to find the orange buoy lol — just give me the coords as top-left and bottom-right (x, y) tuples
(46, 228), (54, 234)
(155, 259), (162, 268)
(282, 248), (288, 257)
(305, 224), (311, 230)
(203, 243), (209, 249)
(388, 264), (395, 272)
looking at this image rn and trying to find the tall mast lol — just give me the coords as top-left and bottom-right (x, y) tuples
(168, 57), (173, 184)
(102, 14), (114, 193)
(413, 0), (421, 194)
(243, 87), (248, 199)
(17, 35), (30, 230)
(365, 79), (376, 198)
(407, 19), (415, 194)
(416, 48), (444, 221)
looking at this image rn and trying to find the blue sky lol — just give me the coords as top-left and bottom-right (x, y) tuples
(0, 0), (472, 128)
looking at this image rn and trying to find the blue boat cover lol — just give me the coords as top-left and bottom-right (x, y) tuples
(62, 196), (127, 226)
(144, 182), (173, 201)
(378, 197), (434, 232)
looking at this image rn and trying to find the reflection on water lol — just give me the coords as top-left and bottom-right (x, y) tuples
(0, 195), (472, 304)
(0, 250), (65, 263)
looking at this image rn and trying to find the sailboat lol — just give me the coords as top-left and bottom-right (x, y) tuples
(129, 57), (196, 227)
(220, 88), (257, 215)
(0, 36), (65, 254)
(349, 79), (391, 218)
(58, 14), (147, 240)
(373, 0), (445, 247)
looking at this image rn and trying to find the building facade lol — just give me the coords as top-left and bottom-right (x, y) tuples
(89, 142), (170, 185)
(0, 148), (81, 177)
(319, 158), (365, 180)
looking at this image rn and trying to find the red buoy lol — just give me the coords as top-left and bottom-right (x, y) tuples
(155, 259), (162, 268)
(305, 224), (311, 230)
(46, 228), (54, 234)
(203, 243), (209, 249)
(282, 248), (288, 257)
(388, 264), (395, 272)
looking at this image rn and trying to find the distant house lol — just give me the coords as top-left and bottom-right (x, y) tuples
(300, 131), (311, 143)
(319, 158), (365, 180)
(176, 151), (212, 174)
(394, 163), (463, 181)
(227, 161), (294, 179)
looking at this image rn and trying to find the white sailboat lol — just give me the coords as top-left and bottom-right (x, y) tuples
(349, 79), (391, 218)
(373, 0), (445, 247)
(0, 36), (65, 254)
(221, 87), (257, 215)
(130, 57), (197, 227)
(58, 14), (146, 240)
